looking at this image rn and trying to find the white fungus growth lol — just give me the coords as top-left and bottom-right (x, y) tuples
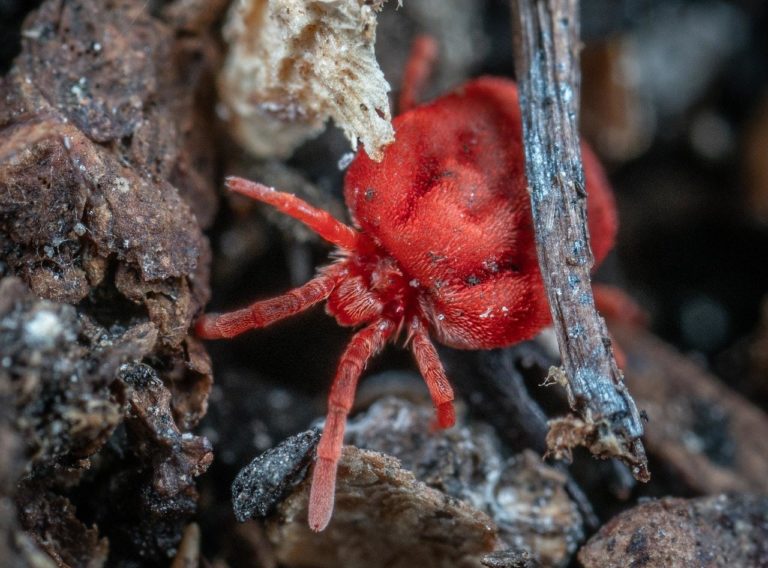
(23, 310), (63, 349)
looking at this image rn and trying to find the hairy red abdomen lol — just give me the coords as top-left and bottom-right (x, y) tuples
(344, 77), (617, 349)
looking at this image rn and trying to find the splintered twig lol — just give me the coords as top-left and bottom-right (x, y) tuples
(510, 0), (649, 481)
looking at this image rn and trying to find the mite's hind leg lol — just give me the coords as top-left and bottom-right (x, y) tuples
(593, 284), (648, 328)
(593, 284), (648, 369)
(399, 35), (439, 113)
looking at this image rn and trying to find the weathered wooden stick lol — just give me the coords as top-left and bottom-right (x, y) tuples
(510, 0), (649, 480)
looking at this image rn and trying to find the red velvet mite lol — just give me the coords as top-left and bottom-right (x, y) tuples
(196, 42), (618, 532)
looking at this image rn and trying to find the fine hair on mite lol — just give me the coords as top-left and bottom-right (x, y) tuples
(196, 36), (618, 532)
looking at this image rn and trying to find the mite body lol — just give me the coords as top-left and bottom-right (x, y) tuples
(197, 75), (616, 531)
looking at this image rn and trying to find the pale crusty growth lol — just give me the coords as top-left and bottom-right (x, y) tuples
(220, 0), (395, 160)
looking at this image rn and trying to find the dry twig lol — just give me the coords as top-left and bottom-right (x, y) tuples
(510, 0), (649, 480)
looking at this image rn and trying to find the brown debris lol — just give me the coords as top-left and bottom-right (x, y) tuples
(0, 0), (218, 437)
(169, 337), (215, 432)
(170, 523), (201, 568)
(0, 280), (54, 567)
(578, 494), (768, 567)
(0, 277), (153, 470)
(254, 397), (582, 566)
(0, 276), (194, 565)
(162, 0), (232, 35)
(495, 452), (584, 567)
(0, 0), (214, 339)
(17, 490), (110, 568)
(0, 0), (221, 564)
(70, 360), (213, 565)
(346, 397), (584, 567)
(615, 324), (768, 494)
(269, 447), (498, 568)
(545, 414), (634, 474)
(0, 497), (57, 568)
(19, 0), (156, 143)
(0, 114), (209, 343)
(0, 275), (215, 565)
(118, 362), (213, 499)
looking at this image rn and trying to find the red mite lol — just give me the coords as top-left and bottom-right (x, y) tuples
(196, 42), (617, 532)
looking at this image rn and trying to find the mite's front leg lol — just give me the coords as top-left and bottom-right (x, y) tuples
(309, 318), (395, 532)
